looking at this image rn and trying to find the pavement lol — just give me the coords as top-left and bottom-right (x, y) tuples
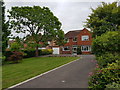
(10, 55), (96, 88)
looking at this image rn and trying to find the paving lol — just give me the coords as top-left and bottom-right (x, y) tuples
(12, 55), (96, 88)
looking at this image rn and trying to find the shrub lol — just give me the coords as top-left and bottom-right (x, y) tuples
(92, 31), (120, 56)
(8, 51), (24, 63)
(96, 53), (120, 68)
(88, 60), (120, 89)
(22, 49), (53, 58)
(41, 49), (53, 55)
(22, 50), (36, 58)
(4, 51), (13, 60)
(0, 56), (6, 65)
(105, 82), (120, 89)
(10, 42), (21, 51)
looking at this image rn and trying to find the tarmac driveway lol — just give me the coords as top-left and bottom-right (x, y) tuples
(11, 55), (96, 88)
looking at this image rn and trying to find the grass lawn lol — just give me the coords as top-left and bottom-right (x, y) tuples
(2, 57), (79, 89)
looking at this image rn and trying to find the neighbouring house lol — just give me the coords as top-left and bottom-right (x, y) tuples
(7, 39), (60, 54)
(7, 28), (92, 55)
(61, 28), (92, 54)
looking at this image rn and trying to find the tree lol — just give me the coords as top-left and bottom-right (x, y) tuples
(1, 0), (10, 55)
(85, 2), (120, 38)
(8, 6), (64, 56)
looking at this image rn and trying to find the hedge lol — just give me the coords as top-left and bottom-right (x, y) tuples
(92, 31), (120, 56)
(88, 60), (120, 89)
(4, 49), (53, 60)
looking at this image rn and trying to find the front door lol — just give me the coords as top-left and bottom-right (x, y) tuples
(72, 45), (77, 55)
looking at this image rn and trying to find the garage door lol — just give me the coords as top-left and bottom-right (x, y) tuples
(53, 47), (60, 54)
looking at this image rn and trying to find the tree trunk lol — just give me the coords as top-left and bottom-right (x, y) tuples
(35, 45), (39, 57)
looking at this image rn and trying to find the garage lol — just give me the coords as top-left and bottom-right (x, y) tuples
(52, 47), (60, 54)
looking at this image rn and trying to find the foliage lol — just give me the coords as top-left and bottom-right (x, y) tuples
(4, 49), (53, 59)
(77, 46), (82, 55)
(10, 42), (21, 51)
(41, 49), (53, 55)
(88, 60), (120, 89)
(4, 51), (13, 60)
(92, 31), (120, 56)
(8, 51), (23, 63)
(85, 2), (120, 37)
(8, 6), (64, 56)
(96, 53), (120, 68)
(1, 56), (6, 64)
(105, 82), (120, 89)
(1, 1), (11, 55)
(14, 36), (24, 48)
(23, 49), (53, 58)
(55, 30), (66, 46)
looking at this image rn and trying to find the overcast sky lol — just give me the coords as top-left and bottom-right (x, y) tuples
(4, 0), (117, 34)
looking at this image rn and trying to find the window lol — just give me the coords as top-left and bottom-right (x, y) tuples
(82, 35), (89, 41)
(65, 38), (69, 42)
(72, 46), (77, 51)
(73, 37), (77, 42)
(81, 46), (91, 52)
(63, 46), (70, 51)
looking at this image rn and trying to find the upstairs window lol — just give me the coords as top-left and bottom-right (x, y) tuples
(82, 35), (89, 41)
(73, 37), (77, 42)
(65, 38), (69, 43)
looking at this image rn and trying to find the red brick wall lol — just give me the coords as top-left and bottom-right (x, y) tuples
(77, 28), (92, 46)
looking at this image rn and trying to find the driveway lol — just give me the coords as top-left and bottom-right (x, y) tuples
(11, 55), (96, 88)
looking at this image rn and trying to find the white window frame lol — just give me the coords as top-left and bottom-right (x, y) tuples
(72, 45), (77, 51)
(81, 35), (89, 41)
(65, 38), (69, 43)
(81, 45), (91, 52)
(73, 37), (77, 42)
(63, 46), (70, 51)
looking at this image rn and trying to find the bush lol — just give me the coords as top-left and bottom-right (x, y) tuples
(4, 51), (13, 60)
(105, 82), (120, 89)
(96, 53), (120, 68)
(4, 49), (53, 59)
(22, 49), (53, 58)
(22, 50), (37, 58)
(10, 42), (21, 51)
(0, 56), (6, 64)
(41, 49), (53, 55)
(8, 51), (24, 63)
(88, 60), (120, 89)
(92, 31), (120, 56)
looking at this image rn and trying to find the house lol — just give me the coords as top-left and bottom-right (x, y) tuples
(61, 28), (92, 54)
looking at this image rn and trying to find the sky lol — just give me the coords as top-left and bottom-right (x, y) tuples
(4, 0), (117, 34)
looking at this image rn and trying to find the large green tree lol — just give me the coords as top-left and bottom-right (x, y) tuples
(86, 2), (120, 38)
(1, 0), (10, 55)
(8, 6), (64, 56)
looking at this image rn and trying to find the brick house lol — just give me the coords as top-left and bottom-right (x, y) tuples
(61, 28), (92, 54)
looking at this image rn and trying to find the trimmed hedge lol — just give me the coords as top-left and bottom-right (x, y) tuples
(4, 49), (53, 60)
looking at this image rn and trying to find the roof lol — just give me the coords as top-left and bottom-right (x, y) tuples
(65, 30), (82, 38)
(65, 28), (90, 38)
